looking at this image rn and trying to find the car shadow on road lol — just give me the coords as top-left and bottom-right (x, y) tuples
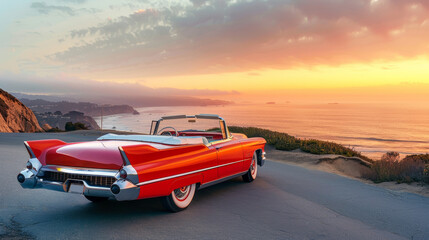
(53, 177), (249, 220)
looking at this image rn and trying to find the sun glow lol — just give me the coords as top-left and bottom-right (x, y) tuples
(110, 58), (429, 92)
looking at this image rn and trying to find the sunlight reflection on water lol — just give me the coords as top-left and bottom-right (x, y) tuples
(94, 103), (429, 160)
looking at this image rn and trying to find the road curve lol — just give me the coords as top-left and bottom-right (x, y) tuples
(0, 132), (428, 240)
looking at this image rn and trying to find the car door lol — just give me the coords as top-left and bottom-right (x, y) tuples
(213, 139), (244, 179)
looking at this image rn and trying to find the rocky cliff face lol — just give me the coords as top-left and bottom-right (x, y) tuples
(0, 89), (43, 133)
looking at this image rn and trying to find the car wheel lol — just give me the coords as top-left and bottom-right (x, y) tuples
(85, 195), (109, 202)
(162, 183), (196, 212)
(243, 152), (258, 182)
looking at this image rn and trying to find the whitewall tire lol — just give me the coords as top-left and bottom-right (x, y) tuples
(162, 183), (196, 212)
(243, 152), (258, 182)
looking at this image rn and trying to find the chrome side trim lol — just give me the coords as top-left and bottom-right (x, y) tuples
(198, 171), (247, 189)
(118, 146), (131, 166)
(40, 165), (117, 177)
(136, 160), (244, 186)
(24, 141), (36, 158)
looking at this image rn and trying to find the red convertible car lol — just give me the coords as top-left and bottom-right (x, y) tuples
(17, 114), (266, 212)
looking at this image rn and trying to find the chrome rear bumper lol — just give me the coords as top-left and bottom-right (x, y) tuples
(17, 159), (140, 201)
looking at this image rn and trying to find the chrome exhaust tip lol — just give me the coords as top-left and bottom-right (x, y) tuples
(111, 184), (120, 194)
(17, 174), (25, 183)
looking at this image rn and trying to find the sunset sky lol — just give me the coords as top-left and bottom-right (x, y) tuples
(1, 0), (429, 105)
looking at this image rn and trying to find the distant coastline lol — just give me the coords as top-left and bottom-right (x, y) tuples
(19, 98), (139, 117)
(12, 92), (232, 109)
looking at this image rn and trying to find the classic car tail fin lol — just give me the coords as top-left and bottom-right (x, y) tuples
(25, 140), (66, 159)
(119, 144), (160, 166)
(118, 146), (131, 166)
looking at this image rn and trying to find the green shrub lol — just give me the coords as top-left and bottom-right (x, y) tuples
(229, 126), (371, 162)
(65, 122), (88, 131)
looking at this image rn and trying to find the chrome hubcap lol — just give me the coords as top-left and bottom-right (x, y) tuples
(250, 155), (257, 179)
(174, 186), (190, 200)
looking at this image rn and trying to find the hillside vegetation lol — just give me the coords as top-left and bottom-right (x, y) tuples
(229, 126), (372, 162)
(364, 152), (429, 183)
(229, 126), (429, 184)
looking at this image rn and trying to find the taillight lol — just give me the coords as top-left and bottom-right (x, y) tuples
(119, 169), (127, 179)
(26, 161), (33, 170)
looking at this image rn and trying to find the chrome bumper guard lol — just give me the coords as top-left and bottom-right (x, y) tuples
(17, 158), (140, 201)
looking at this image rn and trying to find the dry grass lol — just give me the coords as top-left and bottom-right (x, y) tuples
(364, 152), (428, 183)
(229, 126), (429, 184)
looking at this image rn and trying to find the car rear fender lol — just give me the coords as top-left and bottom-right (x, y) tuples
(238, 137), (266, 167)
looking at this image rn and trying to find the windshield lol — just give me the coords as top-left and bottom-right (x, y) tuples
(157, 118), (221, 133)
(152, 116), (229, 141)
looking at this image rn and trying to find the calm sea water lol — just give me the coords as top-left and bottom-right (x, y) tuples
(94, 103), (429, 160)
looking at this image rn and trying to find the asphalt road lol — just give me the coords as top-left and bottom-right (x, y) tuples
(1, 132), (428, 240)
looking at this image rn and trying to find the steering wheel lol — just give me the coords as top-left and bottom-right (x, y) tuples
(157, 126), (178, 137)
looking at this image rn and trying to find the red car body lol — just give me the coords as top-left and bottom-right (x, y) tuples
(17, 114), (266, 211)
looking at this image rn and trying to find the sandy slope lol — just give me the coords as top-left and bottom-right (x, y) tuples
(264, 145), (429, 198)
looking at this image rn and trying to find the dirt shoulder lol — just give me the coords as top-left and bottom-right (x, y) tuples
(264, 145), (429, 198)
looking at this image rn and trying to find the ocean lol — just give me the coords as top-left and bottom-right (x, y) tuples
(94, 103), (429, 160)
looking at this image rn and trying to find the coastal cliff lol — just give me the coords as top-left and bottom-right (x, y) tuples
(0, 89), (43, 133)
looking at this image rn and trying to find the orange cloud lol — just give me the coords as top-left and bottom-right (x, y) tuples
(53, 0), (429, 79)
